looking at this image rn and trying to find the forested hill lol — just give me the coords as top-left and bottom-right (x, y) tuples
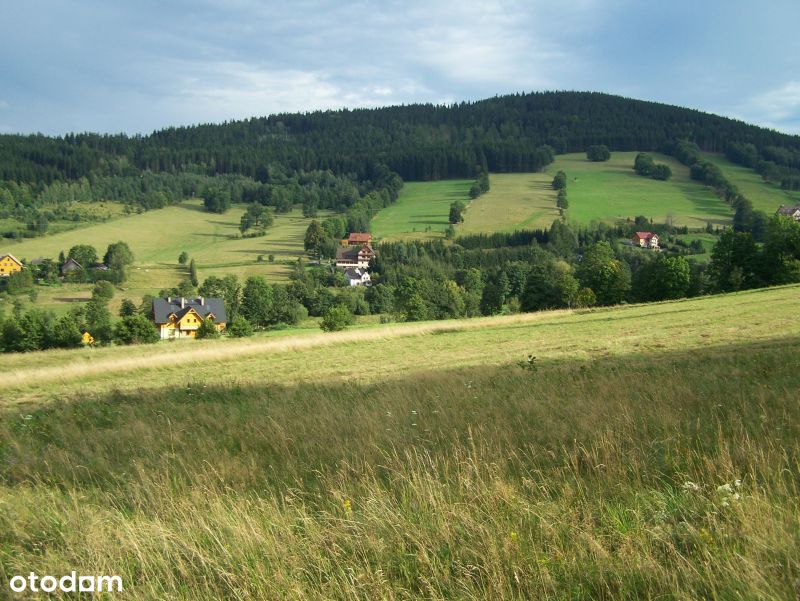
(2, 91), (800, 185)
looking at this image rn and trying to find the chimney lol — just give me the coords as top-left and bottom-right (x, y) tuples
(167, 296), (172, 303)
(180, 298), (185, 309)
(200, 297), (205, 306)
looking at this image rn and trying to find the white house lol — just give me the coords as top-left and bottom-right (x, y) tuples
(344, 267), (371, 287)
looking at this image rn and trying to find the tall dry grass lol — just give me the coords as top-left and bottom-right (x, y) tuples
(0, 338), (798, 599)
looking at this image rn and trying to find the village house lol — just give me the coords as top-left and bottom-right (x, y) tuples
(335, 244), (375, 269)
(776, 205), (800, 221)
(0, 254), (22, 276)
(60, 257), (83, 275)
(344, 267), (371, 287)
(632, 231), (660, 249)
(81, 331), (95, 346)
(343, 232), (372, 246)
(151, 297), (227, 340)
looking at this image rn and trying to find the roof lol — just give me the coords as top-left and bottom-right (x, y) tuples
(152, 297), (228, 324)
(344, 267), (368, 279)
(633, 231), (657, 239)
(348, 232), (372, 243)
(777, 205), (800, 215)
(0, 253), (22, 265)
(61, 257), (83, 271)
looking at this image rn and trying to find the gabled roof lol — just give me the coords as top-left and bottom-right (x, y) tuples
(61, 257), (83, 271)
(0, 253), (22, 265)
(777, 205), (800, 215)
(633, 231), (657, 239)
(344, 267), (368, 279)
(152, 297), (227, 324)
(348, 232), (372, 243)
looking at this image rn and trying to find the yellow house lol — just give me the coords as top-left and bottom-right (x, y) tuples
(0, 254), (23, 277)
(151, 297), (227, 340)
(81, 331), (95, 345)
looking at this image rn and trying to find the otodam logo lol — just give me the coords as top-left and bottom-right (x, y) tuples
(8, 572), (123, 594)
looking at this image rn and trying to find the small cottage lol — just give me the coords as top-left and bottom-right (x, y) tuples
(0, 254), (22, 277)
(60, 257), (83, 275)
(344, 232), (372, 246)
(776, 205), (800, 221)
(344, 267), (371, 287)
(632, 231), (659, 249)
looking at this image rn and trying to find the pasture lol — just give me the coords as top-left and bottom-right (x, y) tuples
(1, 201), (328, 314)
(459, 172), (560, 233)
(369, 179), (472, 241)
(548, 152), (731, 227)
(3, 283), (798, 406)
(701, 152), (800, 213)
(1, 284), (798, 599)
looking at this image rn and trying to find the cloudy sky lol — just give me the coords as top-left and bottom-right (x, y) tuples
(1, 0), (799, 136)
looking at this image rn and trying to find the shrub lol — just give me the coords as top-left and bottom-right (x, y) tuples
(227, 316), (254, 338)
(320, 305), (354, 332)
(113, 314), (159, 345)
(196, 317), (221, 339)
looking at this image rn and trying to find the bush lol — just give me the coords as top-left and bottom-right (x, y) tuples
(320, 305), (354, 332)
(586, 144), (611, 162)
(113, 314), (160, 345)
(196, 317), (221, 339)
(227, 316), (254, 337)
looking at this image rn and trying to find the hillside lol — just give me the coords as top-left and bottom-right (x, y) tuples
(1, 285), (798, 598)
(2, 201), (327, 314)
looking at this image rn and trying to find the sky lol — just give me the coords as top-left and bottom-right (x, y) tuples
(1, 0), (799, 136)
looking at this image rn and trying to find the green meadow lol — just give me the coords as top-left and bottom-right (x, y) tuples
(1, 284), (799, 599)
(1, 201), (329, 314)
(460, 172), (560, 234)
(370, 179), (472, 240)
(548, 152), (730, 227)
(701, 152), (800, 213)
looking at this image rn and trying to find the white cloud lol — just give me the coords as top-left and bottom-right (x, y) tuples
(739, 81), (800, 134)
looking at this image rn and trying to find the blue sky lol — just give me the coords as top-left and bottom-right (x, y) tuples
(1, 0), (799, 135)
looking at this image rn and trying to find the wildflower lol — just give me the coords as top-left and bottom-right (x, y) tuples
(682, 481), (701, 492)
(342, 499), (352, 513)
(510, 531), (518, 542)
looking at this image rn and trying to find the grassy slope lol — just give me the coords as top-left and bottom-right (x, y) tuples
(460, 172), (560, 234)
(702, 152), (800, 213)
(549, 152), (730, 227)
(1, 201), (328, 314)
(370, 180), (472, 241)
(3, 284), (799, 406)
(1, 304), (798, 598)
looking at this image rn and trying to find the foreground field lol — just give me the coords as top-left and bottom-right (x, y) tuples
(2, 201), (328, 314)
(3, 284), (799, 407)
(1, 320), (798, 597)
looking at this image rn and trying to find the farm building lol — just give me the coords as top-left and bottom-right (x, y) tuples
(60, 258), (83, 275)
(0, 254), (22, 276)
(151, 297), (227, 340)
(776, 205), (800, 221)
(335, 244), (375, 269)
(632, 231), (659, 249)
(344, 267), (371, 287)
(343, 232), (372, 246)
(81, 331), (95, 346)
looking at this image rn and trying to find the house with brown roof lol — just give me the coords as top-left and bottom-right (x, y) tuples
(335, 244), (375, 269)
(344, 232), (372, 246)
(632, 231), (659, 249)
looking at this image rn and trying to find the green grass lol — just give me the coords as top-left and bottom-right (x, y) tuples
(370, 180), (472, 241)
(549, 152), (731, 227)
(459, 172), (560, 234)
(3, 284), (799, 407)
(1, 201), (329, 314)
(1, 300), (798, 598)
(701, 152), (800, 214)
